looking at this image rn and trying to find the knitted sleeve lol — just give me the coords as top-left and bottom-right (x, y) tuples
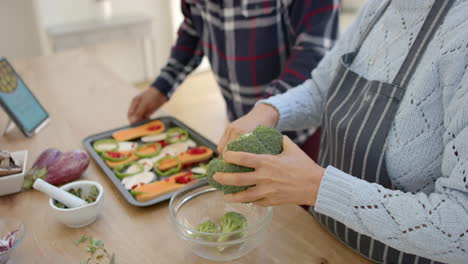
(315, 38), (468, 263)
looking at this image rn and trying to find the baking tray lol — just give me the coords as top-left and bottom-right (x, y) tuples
(82, 116), (218, 207)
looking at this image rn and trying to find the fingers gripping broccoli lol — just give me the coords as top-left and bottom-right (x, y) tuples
(206, 126), (283, 194)
(205, 159), (254, 194)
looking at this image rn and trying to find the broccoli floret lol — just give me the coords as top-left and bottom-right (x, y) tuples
(218, 212), (248, 245)
(194, 220), (220, 242)
(196, 220), (219, 233)
(206, 126), (283, 194)
(252, 125), (283, 155)
(226, 133), (269, 154)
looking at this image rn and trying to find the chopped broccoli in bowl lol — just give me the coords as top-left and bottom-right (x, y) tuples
(193, 212), (248, 252)
(218, 212), (248, 243)
(194, 220), (220, 242)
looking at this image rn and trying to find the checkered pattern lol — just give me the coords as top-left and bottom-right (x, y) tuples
(153, 0), (339, 144)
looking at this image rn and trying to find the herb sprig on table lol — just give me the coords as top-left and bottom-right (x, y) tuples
(75, 235), (115, 264)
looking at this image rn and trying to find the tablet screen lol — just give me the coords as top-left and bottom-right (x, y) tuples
(0, 58), (48, 135)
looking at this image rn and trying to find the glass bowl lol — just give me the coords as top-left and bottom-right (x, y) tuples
(0, 218), (25, 264)
(169, 179), (273, 261)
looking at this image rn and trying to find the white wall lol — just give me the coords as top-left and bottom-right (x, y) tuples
(36, 0), (175, 83)
(0, 0), (43, 60)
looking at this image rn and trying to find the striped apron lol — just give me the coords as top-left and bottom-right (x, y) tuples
(311, 0), (454, 263)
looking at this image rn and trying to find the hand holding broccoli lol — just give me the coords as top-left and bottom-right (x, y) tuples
(218, 103), (280, 154)
(206, 126), (283, 194)
(214, 136), (325, 206)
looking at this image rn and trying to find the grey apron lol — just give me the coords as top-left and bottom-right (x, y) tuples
(311, 0), (454, 263)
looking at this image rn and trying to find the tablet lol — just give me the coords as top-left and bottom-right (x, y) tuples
(0, 58), (49, 137)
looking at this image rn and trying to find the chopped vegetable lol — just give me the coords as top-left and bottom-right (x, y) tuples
(160, 142), (190, 156)
(93, 139), (119, 153)
(157, 146), (213, 171)
(187, 147), (207, 155)
(104, 143), (173, 169)
(86, 186), (99, 203)
(68, 187), (83, 198)
(193, 212), (248, 251)
(0, 228), (20, 253)
(141, 133), (166, 142)
(132, 171), (191, 202)
(194, 220), (219, 242)
(217, 212), (248, 251)
(185, 139), (197, 148)
(191, 166), (207, 179)
(121, 171), (156, 190)
(133, 143), (161, 158)
(112, 120), (165, 141)
(154, 156), (182, 176)
(191, 166), (206, 175)
(166, 127), (189, 144)
(218, 212), (247, 243)
(130, 190), (147, 196)
(137, 158), (154, 171)
(147, 124), (162, 131)
(160, 140), (169, 148)
(102, 151), (130, 162)
(117, 141), (138, 151)
(174, 172), (193, 184)
(114, 162), (144, 179)
(103, 151), (132, 168)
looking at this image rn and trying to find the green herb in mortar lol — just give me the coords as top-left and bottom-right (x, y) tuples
(53, 186), (99, 209)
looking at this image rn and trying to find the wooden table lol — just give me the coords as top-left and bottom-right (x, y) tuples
(0, 50), (370, 264)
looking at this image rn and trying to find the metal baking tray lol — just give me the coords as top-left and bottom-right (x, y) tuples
(82, 116), (218, 207)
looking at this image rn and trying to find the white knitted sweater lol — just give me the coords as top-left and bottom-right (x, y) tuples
(261, 0), (468, 263)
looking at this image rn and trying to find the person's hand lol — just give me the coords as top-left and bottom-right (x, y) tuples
(213, 136), (325, 206)
(128, 87), (168, 124)
(218, 103), (280, 154)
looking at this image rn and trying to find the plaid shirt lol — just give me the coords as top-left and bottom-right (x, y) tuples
(153, 0), (339, 144)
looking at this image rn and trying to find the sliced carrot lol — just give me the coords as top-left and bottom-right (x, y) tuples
(133, 171), (188, 202)
(113, 120), (165, 141)
(157, 146), (213, 171)
(105, 151), (136, 168)
(105, 144), (159, 168)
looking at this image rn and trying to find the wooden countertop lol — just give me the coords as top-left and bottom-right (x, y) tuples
(0, 50), (370, 264)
